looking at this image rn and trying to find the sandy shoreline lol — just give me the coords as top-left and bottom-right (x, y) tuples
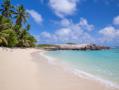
(0, 48), (118, 90)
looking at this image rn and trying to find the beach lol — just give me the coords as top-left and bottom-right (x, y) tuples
(0, 48), (118, 90)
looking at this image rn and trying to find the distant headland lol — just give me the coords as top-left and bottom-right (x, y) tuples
(38, 44), (110, 51)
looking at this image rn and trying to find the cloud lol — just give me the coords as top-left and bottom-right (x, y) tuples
(113, 16), (119, 25)
(41, 32), (51, 38)
(98, 16), (119, 44)
(60, 18), (94, 31)
(39, 18), (95, 44)
(99, 26), (119, 37)
(38, 15), (119, 45)
(60, 18), (72, 26)
(49, 0), (79, 18)
(39, 29), (95, 44)
(99, 26), (119, 43)
(27, 9), (43, 24)
(79, 18), (94, 31)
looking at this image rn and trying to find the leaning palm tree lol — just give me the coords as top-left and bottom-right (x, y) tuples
(14, 5), (29, 27)
(17, 28), (36, 47)
(26, 35), (37, 47)
(0, 0), (14, 18)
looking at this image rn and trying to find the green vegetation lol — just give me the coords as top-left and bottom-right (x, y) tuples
(0, 0), (36, 47)
(37, 44), (57, 48)
(66, 43), (76, 45)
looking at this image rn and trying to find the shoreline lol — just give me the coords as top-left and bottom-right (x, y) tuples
(39, 51), (119, 90)
(0, 48), (118, 90)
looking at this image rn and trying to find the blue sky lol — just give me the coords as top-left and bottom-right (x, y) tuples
(7, 0), (119, 45)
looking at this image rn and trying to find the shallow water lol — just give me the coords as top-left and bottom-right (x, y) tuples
(46, 49), (119, 88)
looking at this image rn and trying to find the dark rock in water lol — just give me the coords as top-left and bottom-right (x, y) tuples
(43, 44), (110, 51)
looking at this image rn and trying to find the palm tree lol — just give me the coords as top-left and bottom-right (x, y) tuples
(0, 31), (8, 46)
(0, 0), (14, 18)
(26, 24), (30, 31)
(0, 28), (18, 47)
(26, 35), (37, 47)
(14, 5), (29, 27)
(0, 0), (37, 47)
(17, 28), (36, 47)
(0, 15), (12, 31)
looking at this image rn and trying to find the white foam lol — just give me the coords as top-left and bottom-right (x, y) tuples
(39, 51), (119, 89)
(71, 68), (119, 89)
(39, 51), (56, 65)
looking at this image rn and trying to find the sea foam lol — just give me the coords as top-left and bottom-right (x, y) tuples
(39, 51), (119, 89)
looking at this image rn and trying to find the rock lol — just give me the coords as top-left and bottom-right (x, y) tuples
(43, 44), (110, 51)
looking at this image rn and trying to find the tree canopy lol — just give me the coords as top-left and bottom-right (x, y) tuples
(0, 0), (37, 47)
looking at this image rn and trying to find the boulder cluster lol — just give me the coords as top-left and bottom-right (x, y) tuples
(43, 44), (110, 51)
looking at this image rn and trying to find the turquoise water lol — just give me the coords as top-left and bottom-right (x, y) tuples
(46, 49), (119, 87)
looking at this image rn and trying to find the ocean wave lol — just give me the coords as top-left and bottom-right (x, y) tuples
(71, 68), (119, 89)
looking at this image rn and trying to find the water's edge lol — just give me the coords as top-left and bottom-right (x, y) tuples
(39, 51), (119, 90)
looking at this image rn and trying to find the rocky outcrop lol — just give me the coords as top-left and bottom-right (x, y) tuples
(43, 44), (110, 51)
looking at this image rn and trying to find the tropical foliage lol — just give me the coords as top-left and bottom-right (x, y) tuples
(0, 0), (36, 47)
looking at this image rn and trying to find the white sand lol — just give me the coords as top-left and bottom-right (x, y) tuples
(0, 48), (41, 90)
(0, 48), (118, 90)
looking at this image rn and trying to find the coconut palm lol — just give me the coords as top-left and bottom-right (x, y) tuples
(0, 0), (37, 47)
(26, 35), (37, 47)
(26, 24), (30, 31)
(0, 31), (8, 46)
(0, 0), (14, 18)
(0, 15), (12, 31)
(17, 28), (36, 47)
(0, 29), (18, 47)
(14, 5), (29, 27)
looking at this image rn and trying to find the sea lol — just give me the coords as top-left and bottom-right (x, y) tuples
(45, 48), (119, 89)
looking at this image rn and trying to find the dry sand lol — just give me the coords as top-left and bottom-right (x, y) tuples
(0, 48), (118, 90)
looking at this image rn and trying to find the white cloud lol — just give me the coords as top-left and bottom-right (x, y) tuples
(38, 15), (119, 44)
(39, 18), (95, 44)
(99, 26), (119, 37)
(98, 15), (119, 43)
(79, 18), (94, 31)
(60, 18), (94, 31)
(60, 18), (72, 26)
(41, 32), (51, 38)
(99, 26), (119, 43)
(27, 9), (43, 24)
(113, 16), (119, 25)
(55, 28), (71, 36)
(49, 0), (79, 18)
